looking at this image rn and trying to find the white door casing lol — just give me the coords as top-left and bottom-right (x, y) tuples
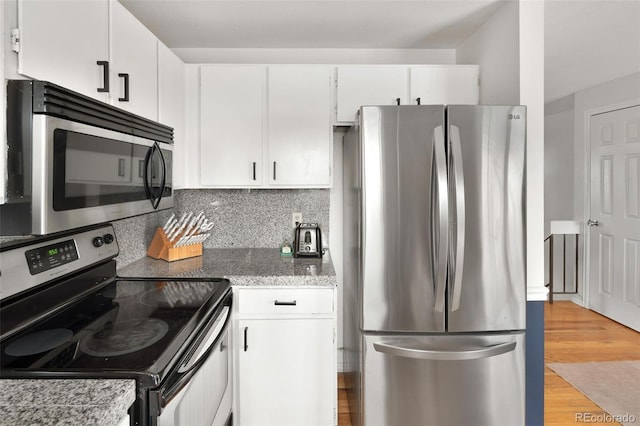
(588, 104), (640, 331)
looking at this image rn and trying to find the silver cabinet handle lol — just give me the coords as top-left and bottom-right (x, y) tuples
(373, 341), (516, 361)
(432, 126), (448, 313)
(449, 125), (465, 312)
(587, 219), (600, 227)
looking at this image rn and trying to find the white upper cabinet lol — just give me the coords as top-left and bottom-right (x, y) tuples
(110, 0), (158, 120)
(410, 65), (479, 105)
(17, 0), (110, 102)
(268, 66), (333, 187)
(17, 0), (162, 121)
(336, 66), (407, 122)
(200, 65), (264, 187)
(197, 65), (332, 189)
(336, 64), (480, 122)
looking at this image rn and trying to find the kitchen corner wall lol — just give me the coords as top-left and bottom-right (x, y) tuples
(112, 188), (330, 268)
(112, 209), (173, 268)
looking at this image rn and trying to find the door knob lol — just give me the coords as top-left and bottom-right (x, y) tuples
(587, 219), (600, 227)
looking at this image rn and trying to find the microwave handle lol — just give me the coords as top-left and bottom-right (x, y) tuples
(155, 143), (167, 209)
(143, 146), (154, 203)
(143, 143), (167, 209)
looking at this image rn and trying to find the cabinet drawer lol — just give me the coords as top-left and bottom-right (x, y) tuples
(237, 288), (333, 315)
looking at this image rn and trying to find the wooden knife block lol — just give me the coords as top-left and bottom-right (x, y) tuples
(147, 227), (203, 262)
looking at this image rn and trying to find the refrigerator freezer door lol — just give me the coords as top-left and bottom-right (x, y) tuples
(447, 105), (527, 332)
(360, 106), (447, 332)
(361, 332), (525, 426)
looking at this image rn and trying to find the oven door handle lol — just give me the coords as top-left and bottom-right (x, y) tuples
(155, 302), (231, 409)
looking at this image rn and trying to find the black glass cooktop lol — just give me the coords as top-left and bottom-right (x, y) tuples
(0, 277), (230, 385)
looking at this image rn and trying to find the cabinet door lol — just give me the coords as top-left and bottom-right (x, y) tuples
(410, 65), (479, 105)
(110, 0), (158, 120)
(237, 318), (335, 426)
(200, 65), (264, 187)
(268, 66), (332, 187)
(336, 66), (407, 122)
(18, 0), (109, 102)
(158, 42), (185, 187)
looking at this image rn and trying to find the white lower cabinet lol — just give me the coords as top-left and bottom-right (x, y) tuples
(234, 287), (337, 426)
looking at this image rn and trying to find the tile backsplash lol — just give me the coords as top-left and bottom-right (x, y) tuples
(113, 188), (330, 268)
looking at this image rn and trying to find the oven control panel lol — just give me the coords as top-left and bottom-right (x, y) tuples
(0, 225), (119, 301)
(25, 239), (79, 275)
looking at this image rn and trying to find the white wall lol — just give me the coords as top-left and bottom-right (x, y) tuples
(544, 95), (577, 299)
(329, 128), (345, 371)
(456, 1), (520, 105)
(545, 95), (575, 234)
(520, 0), (546, 302)
(459, 0), (546, 301)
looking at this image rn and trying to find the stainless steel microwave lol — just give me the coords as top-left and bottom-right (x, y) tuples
(1, 80), (173, 236)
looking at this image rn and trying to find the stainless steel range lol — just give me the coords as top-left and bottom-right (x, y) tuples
(0, 224), (232, 426)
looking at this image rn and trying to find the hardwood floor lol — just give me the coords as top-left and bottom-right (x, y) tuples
(544, 301), (640, 425)
(337, 373), (351, 426)
(337, 301), (640, 426)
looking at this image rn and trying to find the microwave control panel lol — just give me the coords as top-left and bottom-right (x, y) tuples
(25, 239), (78, 275)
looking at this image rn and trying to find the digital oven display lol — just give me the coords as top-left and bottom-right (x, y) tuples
(25, 239), (78, 275)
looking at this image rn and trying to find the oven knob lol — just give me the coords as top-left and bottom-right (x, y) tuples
(92, 236), (104, 247)
(103, 234), (114, 244)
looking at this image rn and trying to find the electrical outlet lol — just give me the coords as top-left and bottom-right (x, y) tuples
(292, 212), (302, 228)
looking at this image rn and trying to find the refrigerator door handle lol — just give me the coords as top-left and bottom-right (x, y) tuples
(373, 340), (516, 361)
(449, 125), (465, 311)
(432, 125), (448, 313)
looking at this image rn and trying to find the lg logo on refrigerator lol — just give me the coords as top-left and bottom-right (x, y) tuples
(508, 114), (521, 119)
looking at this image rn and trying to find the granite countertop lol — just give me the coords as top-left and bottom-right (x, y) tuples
(0, 379), (135, 426)
(118, 248), (337, 287)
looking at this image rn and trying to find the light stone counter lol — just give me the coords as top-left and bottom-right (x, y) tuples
(0, 379), (135, 426)
(117, 248), (337, 287)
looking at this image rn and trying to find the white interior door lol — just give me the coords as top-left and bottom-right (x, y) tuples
(588, 105), (640, 331)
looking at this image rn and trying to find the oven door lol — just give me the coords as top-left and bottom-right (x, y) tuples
(33, 115), (173, 234)
(153, 298), (232, 426)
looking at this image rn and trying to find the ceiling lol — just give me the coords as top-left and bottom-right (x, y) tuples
(120, 0), (640, 103)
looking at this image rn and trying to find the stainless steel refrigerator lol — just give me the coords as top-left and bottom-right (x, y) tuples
(342, 105), (526, 426)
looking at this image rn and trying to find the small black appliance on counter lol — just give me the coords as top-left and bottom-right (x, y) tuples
(293, 223), (323, 258)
